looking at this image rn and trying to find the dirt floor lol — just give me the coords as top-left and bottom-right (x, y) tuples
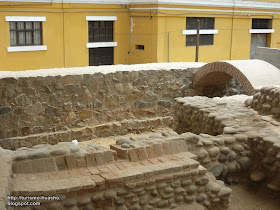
(79, 129), (280, 210)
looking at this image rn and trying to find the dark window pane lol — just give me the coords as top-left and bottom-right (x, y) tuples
(252, 19), (271, 29)
(9, 21), (42, 46)
(186, 17), (214, 30)
(186, 34), (213, 46)
(88, 21), (113, 42)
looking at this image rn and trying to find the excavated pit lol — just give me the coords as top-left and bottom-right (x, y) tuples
(0, 67), (280, 210)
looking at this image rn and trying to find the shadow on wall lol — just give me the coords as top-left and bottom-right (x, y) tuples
(201, 78), (248, 98)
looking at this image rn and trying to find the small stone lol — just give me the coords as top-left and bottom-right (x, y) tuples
(121, 143), (130, 148)
(232, 144), (244, 152)
(104, 190), (117, 199)
(181, 179), (192, 187)
(164, 187), (174, 193)
(69, 144), (80, 152)
(50, 148), (68, 156)
(157, 200), (169, 208)
(116, 138), (131, 145)
(238, 156), (252, 171)
(187, 185), (197, 195)
(77, 195), (91, 206)
(209, 163), (223, 177)
(250, 170), (266, 182)
(196, 193), (207, 202)
(184, 195), (196, 203)
(29, 148), (49, 159)
(217, 188), (232, 197)
(148, 197), (161, 205)
(223, 136), (236, 144)
(224, 127), (238, 134)
(175, 195), (184, 202)
(63, 198), (77, 207)
(208, 147), (220, 157)
(220, 147), (230, 155)
(228, 151), (237, 162)
(197, 149), (208, 159)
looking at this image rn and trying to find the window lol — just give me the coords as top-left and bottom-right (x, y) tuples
(250, 19), (274, 59)
(88, 21), (113, 43)
(252, 19), (271, 29)
(185, 17), (215, 46)
(136, 45), (144, 50)
(9, 22), (42, 46)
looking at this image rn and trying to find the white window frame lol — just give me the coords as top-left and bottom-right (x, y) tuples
(6, 16), (47, 52)
(86, 16), (117, 21)
(182, 29), (218, 35)
(249, 29), (275, 34)
(86, 16), (118, 48)
(5, 16), (46, 22)
(86, 42), (118, 48)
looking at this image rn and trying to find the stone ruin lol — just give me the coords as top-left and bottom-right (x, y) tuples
(0, 67), (279, 210)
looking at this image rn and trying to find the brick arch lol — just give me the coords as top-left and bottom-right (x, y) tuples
(193, 60), (280, 96)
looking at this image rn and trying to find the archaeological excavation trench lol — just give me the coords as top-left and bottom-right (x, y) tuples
(0, 62), (280, 210)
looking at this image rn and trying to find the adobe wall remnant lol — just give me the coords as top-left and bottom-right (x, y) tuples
(0, 68), (199, 149)
(0, 132), (232, 210)
(246, 86), (280, 120)
(174, 95), (280, 193)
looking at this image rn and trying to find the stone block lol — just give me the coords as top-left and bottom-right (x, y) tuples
(177, 140), (188, 153)
(103, 150), (114, 162)
(110, 145), (128, 159)
(94, 152), (106, 165)
(76, 157), (87, 168)
(55, 156), (67, 170)
(12, 162), (22, 173)
(85, 154), (96, 166)
(128, 148), (140, 162)
(153, 144), (164, 157)
(169, 141), (179, 154)
(45, 157), (56, 171)
(32, 159), (47, 173)
(91, 175), (105, 186)
(20, 160), (33, 174)
(146, 145), (157, 158)
(66, 154), (78, 169)
(88, 167), (99, 175)
(137, 147), (148, 161)
(161, 142), (172, 155)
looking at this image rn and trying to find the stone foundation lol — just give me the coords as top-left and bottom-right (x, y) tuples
(174, 95), (280, 193)
(0, 68), (199, 149)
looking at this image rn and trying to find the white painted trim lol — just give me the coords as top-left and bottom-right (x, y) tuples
(130, 7), (276, 15)
(249, 29), (275, 34)
(86, 42), (117, 48)
(183, 29), (218, 35)
(86, 16), (117, 21)
(7, 45), (47, 52)
(2, 0), (280, 10)
(5, 16), (46, 22)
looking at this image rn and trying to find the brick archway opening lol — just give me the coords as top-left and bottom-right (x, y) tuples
(194, 62), (255, 97)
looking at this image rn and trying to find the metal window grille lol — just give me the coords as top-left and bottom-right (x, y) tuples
(88, 21), (113, 42)
(252, 19), (271, 29)
(186, 17), (215, 46)
(9, 22), (42, 46)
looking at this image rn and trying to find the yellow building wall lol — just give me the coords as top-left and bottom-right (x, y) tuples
(230, 17), (252, 60)
(157, 15), (233, 63)
(128, 14), (158, 64)
(1, 1), (280, 71)
(0, 3), (129, 71)
(0, 10), (65, 71)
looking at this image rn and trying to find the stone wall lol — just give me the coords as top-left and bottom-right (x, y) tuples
(0, 68), (199, 149)
(0, 131), (232, 210)
(246, 86), (280, 119)
(173, 95), (280, 193)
